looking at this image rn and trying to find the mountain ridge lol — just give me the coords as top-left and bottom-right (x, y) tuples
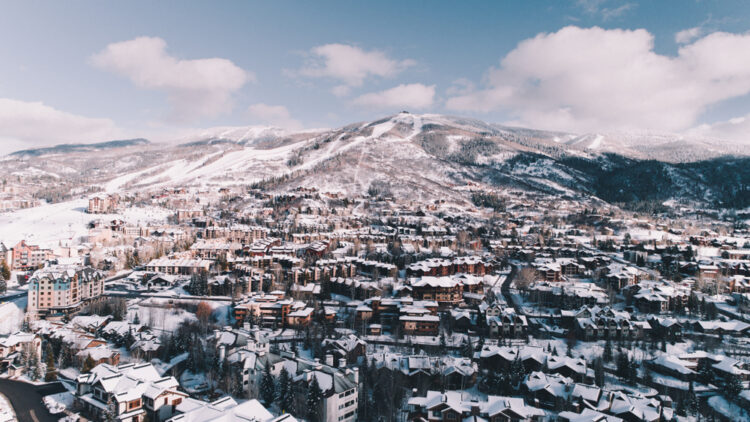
(3, 113), (750, 210)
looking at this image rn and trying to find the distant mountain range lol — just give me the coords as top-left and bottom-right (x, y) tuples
(10, 138), (150, 157)
(3, 113), (750, 210)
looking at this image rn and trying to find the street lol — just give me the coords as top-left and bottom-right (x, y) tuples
(0, 379), (65, 422)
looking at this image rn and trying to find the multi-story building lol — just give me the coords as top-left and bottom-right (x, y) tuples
(27, 265), (104, 316)
(228, 350), (359, 422)
(144, 258), (212, 275)
(88, 194), (119, 214)
(410, 276), (464, 308)
(407, 390), (545, 422)
(11, 240), (52, 270)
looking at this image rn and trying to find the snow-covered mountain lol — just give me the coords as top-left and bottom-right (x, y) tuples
(3, 113), (750, 209)
(561, 131), (748, 162)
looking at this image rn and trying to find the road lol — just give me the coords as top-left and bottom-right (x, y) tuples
(0, 379), (65, 422)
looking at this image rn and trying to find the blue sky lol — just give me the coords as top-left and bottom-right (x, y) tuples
(2, 0), (750, 150)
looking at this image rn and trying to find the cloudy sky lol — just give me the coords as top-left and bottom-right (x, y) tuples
(2, 0), (750, 151)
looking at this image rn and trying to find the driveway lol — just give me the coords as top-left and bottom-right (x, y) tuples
(0, 379), (63, 422)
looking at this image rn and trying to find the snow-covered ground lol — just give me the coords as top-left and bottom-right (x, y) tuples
(0, 199), (170, 248)
(0, 393), (15, 422)
(0, 297), (26, 335)
(43, 392), (74, 415)
(127, 303), (197, 332)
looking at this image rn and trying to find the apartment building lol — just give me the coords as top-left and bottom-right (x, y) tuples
(27, 265), (104, 316)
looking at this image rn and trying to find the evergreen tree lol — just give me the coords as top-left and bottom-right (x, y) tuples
(27, 350), (40, 381)
(509, 356), (525, 389)
(82, 354), (96, 373)
(260, 362), (276, 405)
(686, 381), (699, 415)
(277, 367), (293, 414)
(616, 352), (630, 379)
(306, 375), (323, 422)
(60, 344), (74, 368)
(104, 395), (118, 422)
(603, 338), (613, 362)
(460, 338), (473, 359)
(724, 373), (743, 401)
(593, 358), (605, 387)
(0, 260), (10, 282)
(44, 344), (57, 381)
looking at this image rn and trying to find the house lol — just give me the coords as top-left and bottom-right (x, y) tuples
(75, 362), (188, 422)
(487, 306), (528, 339)
(322, 334), (367, 364)
(167, 396), (295, 422)
(77, 345), (121, 367)
(407, 390), (545, 422)
(0, 332), (42, 370)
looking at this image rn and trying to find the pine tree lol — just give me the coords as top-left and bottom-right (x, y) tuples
(306, 375), (323, 422)
(616, 352), (630, 380)
(0, 260), (10, 282)
(27, 350), (41, 381)
(460, 338), (473, 358)
(593, 358), (605, 387)
(45, 344), (57, 381)
(35, 356), (45, 382)
(82, 355), (96, 373)
(260, 362), (276, 405)
(277, 367), (293, 414)
(104, 395), (117, 422)
(724, 373), (743, 401)
(686, 381), (699, 415)
(509, 356), (525, 389)
(603, 338), (613, 362)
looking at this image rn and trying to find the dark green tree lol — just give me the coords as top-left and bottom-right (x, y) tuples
(260, 362), (276, 405)
(306, 375), (323, 422)
(44, 343), (57, 381)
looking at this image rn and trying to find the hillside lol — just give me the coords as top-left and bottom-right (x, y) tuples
(2, 113), (750, 210)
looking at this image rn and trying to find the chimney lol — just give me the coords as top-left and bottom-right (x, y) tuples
(219, 345), (226, 361)
(353, 367), (359, 384)
(325, 354), (334, 367)
(339, 358), (346, 368)
(213, 329), (221, 340)
(243, 322), (251, 331)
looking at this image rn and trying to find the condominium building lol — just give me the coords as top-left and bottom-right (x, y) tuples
(27, 265), (104, 316)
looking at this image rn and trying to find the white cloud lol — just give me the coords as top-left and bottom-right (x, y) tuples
(91, 37), (252, 122)
(352, 83), (435, 110)
(247, 103), (302, 130)
(446, 26), (750, 134)
(576, 0), (635, 21)
(298, 44), (415, 95)
(675, 26), (703, 44)
(0, 98), (120, 152)
(688, 113), (750, 143)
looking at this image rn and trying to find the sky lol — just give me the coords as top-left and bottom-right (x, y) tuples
(2, 0), (750, 151)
